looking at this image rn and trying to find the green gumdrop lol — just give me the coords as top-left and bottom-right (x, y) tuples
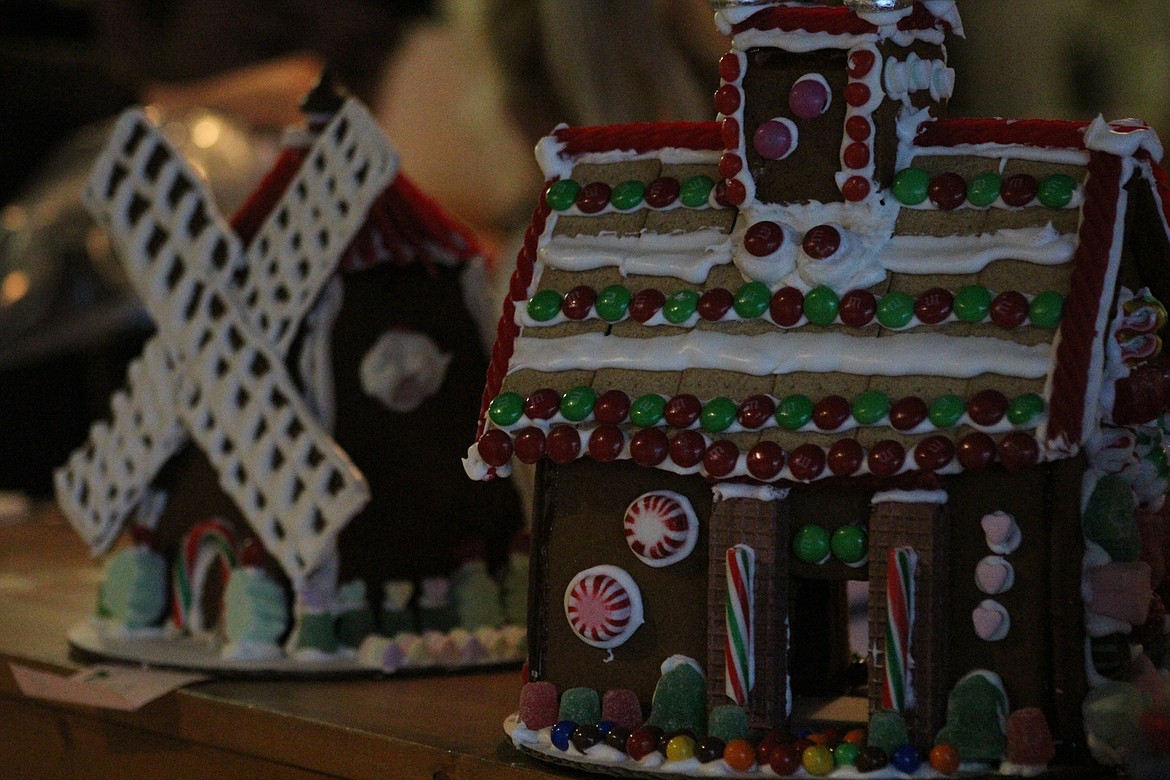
(708, 705), (749, 743)
(935, 672), (1009, 764)
(452, 561), (505, 630)
(559, 686), (601, 725)
(1083, 475), (1141, 561)
(99, 547), (167, 629)
(1082, 681), (1145, 752)
(295, 611), (340, 653)
(647, 658), (708, 735)
(867, 709), (909, 756)
(335, 605), (376, 648)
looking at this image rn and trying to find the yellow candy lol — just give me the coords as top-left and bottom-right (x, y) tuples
(665, 734), (697, 762)
(802, 745), (835, 776)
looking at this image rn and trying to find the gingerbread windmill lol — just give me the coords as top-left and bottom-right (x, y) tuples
(54, 99), (397, 584)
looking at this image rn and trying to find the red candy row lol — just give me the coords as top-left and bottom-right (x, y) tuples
(478, 426), (1041, 478)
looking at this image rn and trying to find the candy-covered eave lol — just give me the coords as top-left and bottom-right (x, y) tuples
(715, 2), (959, 53)
(537, 123), (724, 182)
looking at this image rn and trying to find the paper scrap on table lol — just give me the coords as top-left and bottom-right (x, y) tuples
(10, 662), (208, 710)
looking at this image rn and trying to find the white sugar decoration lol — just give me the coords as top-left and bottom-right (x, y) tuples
(359, 329), (453, 414)
(54, 100), (398, 580)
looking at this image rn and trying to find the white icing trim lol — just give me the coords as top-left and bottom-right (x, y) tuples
(299, 275), (343, 431)
(536, 130), (723, 181)
(912, 142), (1091, 167)
(712, 482), (789, 502)
(537, 230), (733, 285)
(881, 224), (1077, 275)
(871, 489), (948, 505)
(1084, 116), (1165, 163)
(507, 330), (1053, 380)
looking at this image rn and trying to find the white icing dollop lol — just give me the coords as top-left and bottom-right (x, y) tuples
(1084, 116), (1164, 163)
(360, 329), (452, 414)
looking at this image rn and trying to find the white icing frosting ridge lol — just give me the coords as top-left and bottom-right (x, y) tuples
(871, 489), (948, 505)
(508, 330), (1053, 380)
(881, 225), (1077, 275)
(538, 230), (733, 285)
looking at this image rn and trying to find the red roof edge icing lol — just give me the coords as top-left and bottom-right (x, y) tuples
(1046, 152), (1126, 447)
(913, 117), (1092, 150)
(730, 3), (948, 36)
(552, 122), (723, 157)
(230, 146), (308, 242)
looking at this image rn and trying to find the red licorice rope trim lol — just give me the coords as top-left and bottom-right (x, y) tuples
(553, 122), (723, 157)
(730, 3), (948, 36)
(914, 118), (1092, 151)
(1046, 152), (1125, 446)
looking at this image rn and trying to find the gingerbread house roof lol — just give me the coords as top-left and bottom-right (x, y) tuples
(717, 1), (962, 50)
(467, 116), (1170, 488)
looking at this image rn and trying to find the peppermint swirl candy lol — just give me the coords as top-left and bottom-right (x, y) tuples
(624, 491), (698, 568)
(564, 565), (644, 649)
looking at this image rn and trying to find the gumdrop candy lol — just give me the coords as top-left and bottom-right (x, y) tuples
(1084, 475), (1141, 562)
(450, 559), (504, 630)
(1089, 561), (1153, 624)
(646, 655), (707, 735)
(417, 577), (458, 632)
(601, 688), (643, 731)
(558, 686), (601, 726)
(519, 681), (558, 730)
(935, 671), (1009, 763)
(334, 580), (376, 648)
(1005, 707), (1056, 766)
(867, 710), (909, 756)
(708, 704), (749, 743)
(293, 610), (340, 654)
(1082, 681), (1145, 753)
(380, 580), (417, 637)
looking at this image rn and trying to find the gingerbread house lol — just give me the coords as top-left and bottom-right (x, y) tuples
(470, 0), (1170, 768)
(56, 80), (524, 669)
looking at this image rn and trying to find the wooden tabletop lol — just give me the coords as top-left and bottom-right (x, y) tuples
(0, 506), (580, 780)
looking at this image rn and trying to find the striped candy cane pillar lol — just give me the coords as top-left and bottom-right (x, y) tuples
(883, 546), (919, 712)
(724, 544), (756, 705)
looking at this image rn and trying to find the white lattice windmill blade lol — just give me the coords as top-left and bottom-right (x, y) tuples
(55, 103), (395, 579)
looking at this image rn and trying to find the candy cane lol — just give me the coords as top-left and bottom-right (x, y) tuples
(172, 517), (239, 633)
(883, 546), (918, 712)
(724, 544), (756, 705)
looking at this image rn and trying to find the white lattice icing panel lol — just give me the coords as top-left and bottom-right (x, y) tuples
(56, 103), (392, 577)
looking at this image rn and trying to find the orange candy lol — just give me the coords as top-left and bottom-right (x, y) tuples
(930, 743), (961, 774)
(842, 728), (867, 745)
(723, 738), (756, 772)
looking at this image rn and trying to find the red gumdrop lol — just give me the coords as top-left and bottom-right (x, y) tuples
(561, 286), (597, 320)
(719, 52), (741, 83)
(848, 50), (876, 78)
(705, 440), (740, 477)
(844, 82), (871, 107)
(478, 430), (514, 467)
(698, 288), (735, 321)
(645, 177), (681, 208)
(664, 394), (703, 428)
(990, 291), (1029, 328)
(747, 440), (785, 480)
(914, 435), (955, 471)
(929, 172), (967, 210)
(669, 430), (707, 468)
(968, 388), (1009, 426)
(546, 425), (581, 464)
(789, 443), (827, 481)
(957, 432), (996, 470)
(998, 432), (1040, 471)
(513, 427), (547, 464)
(722, 117), (741, 148)
(803, 225), (842, 259)
(588, 424), (625, 462)
(889, 396), (929, 431)
(629, 288), (666, 323)
(719, 153), (743, 179)
(771, 287), (805, 327)
(524, 388), (561, 420)
(1005, 707), (1057, 765)
(868, 440), (906, 477)
(842, 176), (871, 202)
(519, 681), (559, 731)
(846, 115), (872, 141)
(828, 438), (865, 476)
(602, 689), (644, 732)
(630, 428), (669, 467)
(745, 221), (785, 257)
(1001, 173), (1039, 207)
(843, 141), (871, 170)
(839, 289), (877, 327)
(813, 395), (852, 430)
(594, 390), (631, 425)
(715, 84), (742, 116)
(576, 182), (612, 214)
(915, 287), (954, 324)
(738, 395), (777, 429)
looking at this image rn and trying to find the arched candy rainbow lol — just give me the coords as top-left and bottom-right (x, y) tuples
(172, 517), (240, 634)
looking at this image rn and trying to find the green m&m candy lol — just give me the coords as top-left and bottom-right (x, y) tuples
(1028, 291), (1064, 328)
(892, 167), (930, 206)
(793, 524), (831, 565)
(545, 180), (581, 211)
(596, 285), (632, 322)
(664, 290), (700, 323)
(804, 286), (840, 326)
(954, 285), (992, 323)
(966, 172), (1002, 207)
(877, 291), (915, 329)
(776, 394), (814, 430)
(701, 397), (738, 433)
(852, 391), (891, 425)
(630, 394), (667, 427)
(1038, 174), (1077, 209)
(611, 180), (646, 211)
(560, 386), (597, 422)
(488, 392), (525, 426)
(831, 525), (868, 565)
(527, 289), (563, 322)
(929, 394), (966, 428)
(734, 282), (771, 319)
(680, 175), (716, 207)
(1007, 393), (1046, 426)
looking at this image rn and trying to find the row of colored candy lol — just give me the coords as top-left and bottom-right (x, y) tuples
(477, 425), (1044, 479)
(548, 718), (962, 776)
(792, 523), (868, 566)
(545, 175), (722, 214)
(893, 168), (1080, 210)
(526, 281), (1065, 330)
(488, 387), (1047, 433)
